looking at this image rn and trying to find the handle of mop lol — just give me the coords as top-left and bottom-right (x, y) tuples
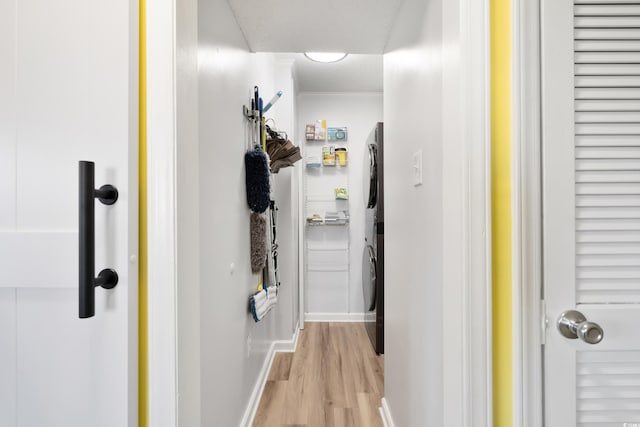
(262, 91), (283, 113)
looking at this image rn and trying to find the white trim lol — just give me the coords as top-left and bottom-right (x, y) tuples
(273, 322), (301, 352)
(241, 326), (301, 427)
(459, 0), (493, 425)
(519, 0), (544, 425)
(483, 0), (494, 420)
(240, 342), (277, 427)
(304, 312), (376, 322)
(512, 0), (524, 425)
(146, 0), (179, 425)
(298, 159), (305, 330)
(379, 398), (397, 427)
(240, 348), (273, 427)
(127, 0), (141, 424)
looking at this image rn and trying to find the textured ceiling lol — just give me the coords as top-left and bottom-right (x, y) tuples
(275, 53), (383, 93)
(227, 0), (405, 53)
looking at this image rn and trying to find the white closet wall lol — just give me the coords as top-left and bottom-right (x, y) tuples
(175, 0), (301, 425)
(270, 60), (300, 334)
(298, 92), (383, 317)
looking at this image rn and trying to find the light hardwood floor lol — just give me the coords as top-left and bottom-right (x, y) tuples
(253, 322), (384, 427)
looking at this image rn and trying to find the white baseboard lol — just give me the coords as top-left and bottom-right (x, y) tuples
(239, 342), (276, 427)
(273, 323), (300, 352)
(240, 324), (301, 427)
(304, 312), (376, 322)
(379, 398), (396, 427)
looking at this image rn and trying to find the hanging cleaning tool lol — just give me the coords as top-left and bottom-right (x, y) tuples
(263, 201), (278, 288)
(256, 88), (263, 143)
(250, 212), (268, 273)
(253, 86), (259, 115)
(249, 285), (278, 322)
(259, 97), (267, 152)
(244, 145), (270, 213)
(243, 86), (269, 293)
(262, 91), (282, 114)
(243, 85), (279, 317)
(244, 87), (270, 213)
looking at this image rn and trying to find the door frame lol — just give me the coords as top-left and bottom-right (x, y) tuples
(145, 0), (182, 425)
(145, 0), (202, 424)
(144, 0), (497, 425)
(459, 0), (494, 424)
(514, 0), (544, 425)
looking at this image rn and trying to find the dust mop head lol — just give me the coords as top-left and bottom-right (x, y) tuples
(250, 212), (267, 273)
(249, 285), (278, 322)
(245, 147), (270, 213)
(249, 289), (267, 322)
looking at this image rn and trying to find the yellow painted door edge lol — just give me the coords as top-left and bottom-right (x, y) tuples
(491, 0), (513, 426)
(138, 0), (148, 425)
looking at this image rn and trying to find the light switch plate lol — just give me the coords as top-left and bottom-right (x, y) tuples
(412, 149), (423, 186)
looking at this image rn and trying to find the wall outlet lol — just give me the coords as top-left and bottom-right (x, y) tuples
(412, 150), (423, 186)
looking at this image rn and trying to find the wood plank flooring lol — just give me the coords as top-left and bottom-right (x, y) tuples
(253, 322), (384, 427)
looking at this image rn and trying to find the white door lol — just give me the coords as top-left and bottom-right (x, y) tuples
(0, 0), (138, 426)
(542, 1), (640, 425)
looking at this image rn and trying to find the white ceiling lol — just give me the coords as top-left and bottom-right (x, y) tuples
(274, 53), (383, 93)
(227, 0), (405, 54)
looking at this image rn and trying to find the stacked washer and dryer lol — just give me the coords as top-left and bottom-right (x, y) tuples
(363, 122), (384, 354)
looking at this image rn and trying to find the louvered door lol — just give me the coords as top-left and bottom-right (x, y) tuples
(542, 1), (640, 425)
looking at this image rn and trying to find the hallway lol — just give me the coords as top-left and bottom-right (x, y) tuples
(253, 323), (384, 427)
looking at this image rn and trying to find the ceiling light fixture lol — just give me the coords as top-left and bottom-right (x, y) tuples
(304, 52), (348, 63)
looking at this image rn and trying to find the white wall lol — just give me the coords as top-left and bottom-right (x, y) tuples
(175, 0), (200, 425)
(383, 0), (471, 425)
(175, 0), (300, 425)
(297, 93), (383, 316)
(271, 60), (300, 335)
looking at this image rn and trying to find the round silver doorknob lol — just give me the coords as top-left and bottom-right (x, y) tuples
(557, 310), (604, 344)
(577, 321), (604, 344)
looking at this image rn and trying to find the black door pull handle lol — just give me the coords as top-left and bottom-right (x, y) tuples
(79, 161), (119, 319)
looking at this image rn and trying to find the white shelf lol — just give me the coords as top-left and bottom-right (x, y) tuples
(307, 267), (349, 272)
(307, 247), (349, 252)
(303, 123), (350, 316)
(304, 165), (348, 171)
(306, 195), (349, 202)
(319, 165), (348, 170)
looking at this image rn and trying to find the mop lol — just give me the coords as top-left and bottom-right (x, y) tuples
(262, 91), (282, 114)
(249, 285), (278, 322)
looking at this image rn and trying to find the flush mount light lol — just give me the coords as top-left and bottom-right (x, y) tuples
(304, 52), (348, 63)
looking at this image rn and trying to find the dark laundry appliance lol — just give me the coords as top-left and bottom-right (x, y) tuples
(363, 122), (384, 354)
